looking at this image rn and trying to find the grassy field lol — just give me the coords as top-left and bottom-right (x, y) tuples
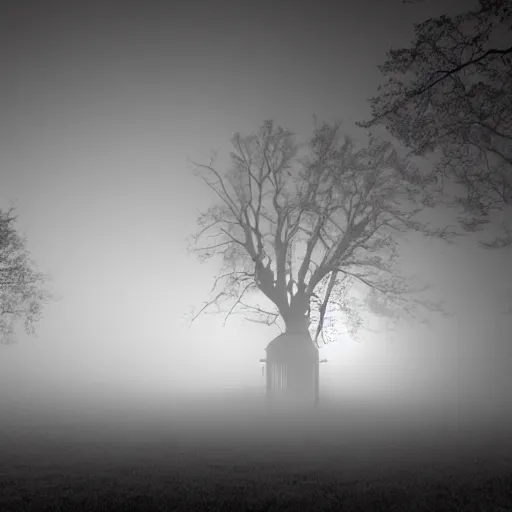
(1, 395), (511, 511)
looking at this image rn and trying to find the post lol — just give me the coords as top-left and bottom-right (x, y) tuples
(260, 358), (271, 404)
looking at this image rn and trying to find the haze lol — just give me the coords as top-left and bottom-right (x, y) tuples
(0, 0), (510, 456)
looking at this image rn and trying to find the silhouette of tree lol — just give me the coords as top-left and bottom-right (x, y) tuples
(0, 206), (54, 344)
(359, 0), (512, 247)
(187, 119), (454, 404)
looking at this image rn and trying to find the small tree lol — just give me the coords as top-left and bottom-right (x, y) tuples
(187, 119), (453, 405)
(359, 0), (512, 247)
(0, 207), (54, 345)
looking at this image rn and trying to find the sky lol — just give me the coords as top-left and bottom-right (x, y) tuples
(0, 0), (510, 423)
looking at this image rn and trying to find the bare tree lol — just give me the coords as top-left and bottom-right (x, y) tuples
(0, 207), (54, 344)
(358, 0), (512, 247)
(187, 120), (453, 348)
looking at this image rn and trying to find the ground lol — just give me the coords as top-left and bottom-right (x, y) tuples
(1, 394), (511, 511)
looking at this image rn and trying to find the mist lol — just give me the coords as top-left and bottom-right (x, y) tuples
(1, 1), (511, 509)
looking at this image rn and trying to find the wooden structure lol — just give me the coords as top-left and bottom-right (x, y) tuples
(260, 333), (326, 408)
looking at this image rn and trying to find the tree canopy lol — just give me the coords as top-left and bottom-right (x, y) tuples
(187, 120), (452, 345)
(359, 0), (512, 246)
(0, 207), (53, 344)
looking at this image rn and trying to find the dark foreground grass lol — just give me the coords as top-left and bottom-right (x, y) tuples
(2, 463), (511, 512)
(1, 398), (511, 511)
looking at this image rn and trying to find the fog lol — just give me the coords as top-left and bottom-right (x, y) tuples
(1, 0), (511, 478)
